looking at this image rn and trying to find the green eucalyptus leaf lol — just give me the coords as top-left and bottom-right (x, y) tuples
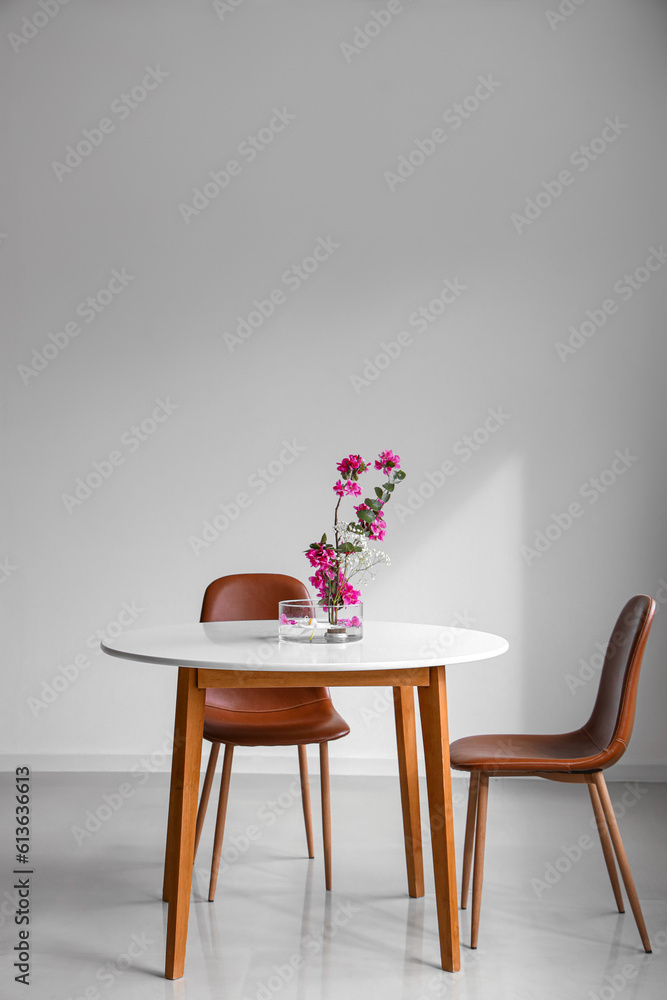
(336, 542), (356, 554)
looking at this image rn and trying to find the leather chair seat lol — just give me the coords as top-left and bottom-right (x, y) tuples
(204, 689), (350, 746)
(449, 728), (607, 774)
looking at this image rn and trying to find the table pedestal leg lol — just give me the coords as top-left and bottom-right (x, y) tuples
(393, 687), (424, 898)
(164, 667), (206, 980)
(417, 665), (460, 972)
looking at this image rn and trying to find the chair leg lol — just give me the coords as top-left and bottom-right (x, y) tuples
(461, 772), (480, 909)
(208, 744), (234, 902)
(298, 745), (315, 859)
(319, 743), (332, 891)
(471, 773), (489, 949)
(194, 742), (220, 860)
(591, 772), (651, 952)
(586, 778), (624, 913)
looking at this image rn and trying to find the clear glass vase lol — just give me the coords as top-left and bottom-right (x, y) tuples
(279, 600), (363, 644)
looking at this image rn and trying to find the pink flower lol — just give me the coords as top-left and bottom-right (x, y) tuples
(354, 503), (386, 528)
(308, 572), (328, 601)
(375, 450), (400, 475)
(341, 579), (362, 605)
(309, 563), (339, 601)
(306, 543), (335, 568)
(369, 517), (387, 541)
(334, 478), (362, 499)
(339, 615), (362, 627)
(336, 454), (368, 479)
(354, 497), (387, 540)
(309, 567), (361, 607)
(280, 613), (297, 625)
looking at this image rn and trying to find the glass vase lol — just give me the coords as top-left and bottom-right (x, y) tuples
(279, 600), (363, 644)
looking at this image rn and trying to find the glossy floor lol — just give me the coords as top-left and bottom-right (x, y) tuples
(0, 772), (665, 1000)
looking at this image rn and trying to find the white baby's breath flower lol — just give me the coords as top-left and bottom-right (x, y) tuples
(333, 521), (390, 588)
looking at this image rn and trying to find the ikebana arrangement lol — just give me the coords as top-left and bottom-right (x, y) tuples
(279, 450), (406, 643)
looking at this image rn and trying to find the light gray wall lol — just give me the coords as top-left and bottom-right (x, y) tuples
(2, 0), (666, 776)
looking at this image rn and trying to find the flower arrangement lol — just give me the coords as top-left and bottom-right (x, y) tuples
(304, 450), (406, 616)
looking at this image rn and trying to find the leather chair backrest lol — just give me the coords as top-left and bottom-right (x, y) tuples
(583, 595), (655, 766)
(201, 573), (310, 623)
(201, 573), (328, 713)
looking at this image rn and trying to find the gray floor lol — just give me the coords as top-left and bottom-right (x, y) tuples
(0, 772), (665, 1000)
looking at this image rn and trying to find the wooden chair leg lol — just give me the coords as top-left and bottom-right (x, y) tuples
(471, 773), (489, 949)
(591, 773), (651, 952)
(208, 744), (234, 902)
(194, 742), (220, 860)
(319, 743), (332, 891)
(586, 778), (624, 913)
(461, 772), (480, 909)
(298, 745), (315, 859)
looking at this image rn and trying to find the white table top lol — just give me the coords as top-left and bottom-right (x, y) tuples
(101, 620), (509, 673)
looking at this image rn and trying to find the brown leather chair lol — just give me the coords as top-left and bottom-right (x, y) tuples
(450, 595), (655, 951)
(192, 573), (350, 900)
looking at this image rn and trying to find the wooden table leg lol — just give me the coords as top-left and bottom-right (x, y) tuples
(393, 687), (424, 898)
(162, 672), (183, 904)
(417, 666), (460, 972)
(164, 667), (206, 980)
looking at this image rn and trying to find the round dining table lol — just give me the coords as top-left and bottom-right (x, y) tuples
(102, 619), (508, 981)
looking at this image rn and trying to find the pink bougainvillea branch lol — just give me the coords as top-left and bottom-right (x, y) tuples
(305, 451), (406, 608)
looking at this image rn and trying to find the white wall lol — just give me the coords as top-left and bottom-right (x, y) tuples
(2, 0), (667, 777)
